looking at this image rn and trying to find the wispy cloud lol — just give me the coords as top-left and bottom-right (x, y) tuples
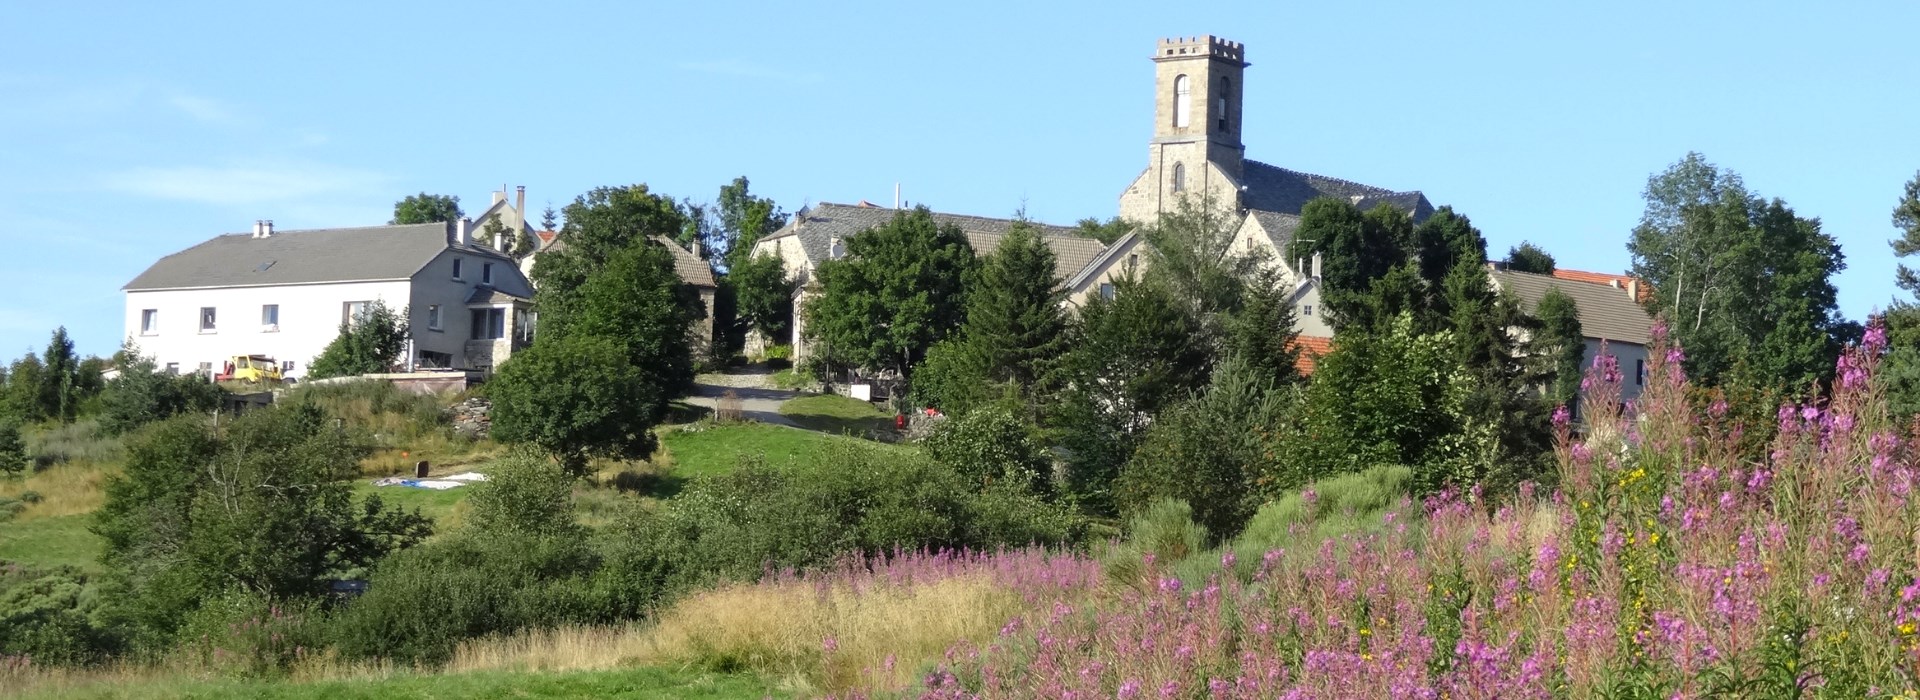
(679, 60), (824, 86)
(165, 94), (242, 125)
(101, 162), (390, 206)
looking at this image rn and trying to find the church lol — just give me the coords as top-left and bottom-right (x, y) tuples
(756, 35), (1437, 362)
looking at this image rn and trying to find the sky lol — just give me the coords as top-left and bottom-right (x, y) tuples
(3, 1), (1917, 358)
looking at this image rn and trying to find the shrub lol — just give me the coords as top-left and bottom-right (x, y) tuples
(307, 300), (409, 379)
(176, 590), (323, 678)
(27, 419), (125, 469)
(464, 454), (579, 538)
(0, 422), (22, 476)
(96, 357), (225, 437)
(922, 402), (1051, 496)
(0, 564), (125, 666)
(1116, 354), (1293, 540)
(489, 335), (666, 475)
(328, 532), (609, 665)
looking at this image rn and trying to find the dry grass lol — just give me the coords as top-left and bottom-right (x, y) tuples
(0, 460), (117, 522)
(446, 572), (1037, 695)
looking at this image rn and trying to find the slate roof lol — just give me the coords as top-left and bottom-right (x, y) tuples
(124, 223), (514, 291)
(1239, 160), (1435, 221)
(532, 234), (717, 288)
(758, 203), (1105, 280)
(465, 286), (528, 304)
(1491, 269), (1654, 346)
(652, 236), (717, 288)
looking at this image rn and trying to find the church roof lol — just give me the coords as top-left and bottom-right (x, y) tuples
(760, 202), (1105, 281)
(1239, 160), (1435, 220)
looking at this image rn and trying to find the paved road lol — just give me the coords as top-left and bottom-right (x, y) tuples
(683, 368), (803, 427)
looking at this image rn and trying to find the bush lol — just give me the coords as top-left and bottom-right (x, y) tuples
(27, 419), (124, 469)
(650, 447), (1080, 590)
(176, 590), (323, 678)
(328, 532), (610, 665)
(464, 454), (579, 538)
(922, 402), (1051, 496)
(0, 422), (22, 476)
(1116, 354), (1293, 540)
(96, 357), (225, 437)
(307, 300), (408, 380)
(0, 563), (125, 666)
(489, 335), (666, 474)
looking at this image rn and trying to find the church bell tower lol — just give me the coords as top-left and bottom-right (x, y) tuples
(1121, 35), (1249, 222)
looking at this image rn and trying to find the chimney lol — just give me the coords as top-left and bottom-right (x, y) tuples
(1311, 251), (1322, 281)
(514, 186), (527, 230)
(691, 238), (703, 259)
(261, 220), (273, 237)
(252, 220), (263, 238)
(455, 217), (472, 247)
(493, 186), (506, 206)
(1628, 279), (1640, 301)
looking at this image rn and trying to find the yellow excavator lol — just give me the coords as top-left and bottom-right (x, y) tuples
(215, 355), (283, 384)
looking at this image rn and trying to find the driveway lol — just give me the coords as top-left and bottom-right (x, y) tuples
(684, 367), (802, 427)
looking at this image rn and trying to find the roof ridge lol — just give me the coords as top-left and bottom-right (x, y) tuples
(1246, 159), (1413, 197)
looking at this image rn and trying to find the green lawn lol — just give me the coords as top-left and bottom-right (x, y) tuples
(352, 479), (473, 526)
(778, 394), (894, 436)
(20, 666), (791, 700)
(0, 513), (102, 572)
(659, 421), (906, 479)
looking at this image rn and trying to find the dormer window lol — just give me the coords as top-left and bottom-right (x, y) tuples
(452, 258), (464, 280)
(1172, 75), (1191, 128)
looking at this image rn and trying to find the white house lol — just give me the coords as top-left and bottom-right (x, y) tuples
(122, 219), (536, 380)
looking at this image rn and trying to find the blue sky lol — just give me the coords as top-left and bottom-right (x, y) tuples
(4, 1), (1916, 358)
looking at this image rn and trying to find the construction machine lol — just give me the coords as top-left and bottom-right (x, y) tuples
(215, 355), (284, 384)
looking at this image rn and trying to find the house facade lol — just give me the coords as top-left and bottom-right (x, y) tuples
(1490, 267), (1655, 402)
(122, 219), (534, 380)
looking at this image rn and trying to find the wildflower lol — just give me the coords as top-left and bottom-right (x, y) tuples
(822, 636), (838, 653)
(1118, 679), (1142, 699)
(1552, 405), (1571, 428)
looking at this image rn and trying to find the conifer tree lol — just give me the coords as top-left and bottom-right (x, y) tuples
(960, 221), (1069, 391)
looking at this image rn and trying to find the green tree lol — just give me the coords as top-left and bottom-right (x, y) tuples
(3, 354), (46, 423)
(1142, 196), (1260, 324)
(307, 300), (409, 380)
(39, 328), (80, 423)
(95, 405), (432, 636)
(0, 421), (24, 476)
(731, 252), (797, 345)
(390, 193), (463, 225)
(97, 347), (226, 436)
(1288, 198), (1414, 330)
(489, 335), (663, 474)
(531, 184), (687, 323)
(1278, 315), (1483, 494)
(1055, 275), (1210, 512)
(924, 402), (1053, 496)
(802, 207), (976, 378)
(1506, 242), (1557, 274)
(1628, 152), (1847, 390)
(1116, 353), (1292, 540)
(716, 176), (786, 272)
(539, 202), (559, 232)
(1075, 216), (1134, 245)
(1223, 266), (1301, 387)
(1536, 288), (1586, 410)
(956, 221), (1070, 392)
(538, 238), (699, 396)
(1882, 174), (1920, 419)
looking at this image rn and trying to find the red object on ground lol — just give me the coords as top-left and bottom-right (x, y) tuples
(895, 413), (907, 430)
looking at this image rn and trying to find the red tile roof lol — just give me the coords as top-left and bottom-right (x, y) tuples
(1552, 268), (1652, 302)
(1292, 335), (1334, 375)
(535, 229), (558, 245)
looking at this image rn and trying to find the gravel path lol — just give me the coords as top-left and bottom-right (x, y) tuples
(683, 367), (802, 427)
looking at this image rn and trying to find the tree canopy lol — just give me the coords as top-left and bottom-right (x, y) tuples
(390, 193), (463, 225)
(307, 300), (409, 380)
(802, 207), (976, 378)
(1506, 242), (1557, 274)
(1627, 152), (1848, 391)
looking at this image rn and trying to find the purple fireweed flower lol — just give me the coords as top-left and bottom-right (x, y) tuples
(1552, 405), (1571, 427)
(1158, 577), (1182, 593)
(822, 636), (839, 653)
(1710, 399), (1729, 418)
(1118, 679), (1142, 699)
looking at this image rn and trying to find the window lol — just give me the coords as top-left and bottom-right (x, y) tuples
(1637, 359), (1646, 386)
(452, 258), (464, 280)
(282, 360), (296, 372)
(471, 308), (506, 340)
(261, 304), (279, 330)
(418, 350), (453, 368)
(140, 309), (158, 335)
(1172, 74), (1191, 128)
(1171, 162), (1186, 193)
(427, 304), (442, 331)
(343, 301), (371, 325)
(1128, 253), (1138, 270)
(1302, 305), (1313, 316)
(482, 262), (494, 284)
(164, 362), (179, 375)
(197, 361), (213, 378)
(1216, 77), (1230, 131)
(199, 307), (216, 333)
(1099, 282), (1117, 301)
